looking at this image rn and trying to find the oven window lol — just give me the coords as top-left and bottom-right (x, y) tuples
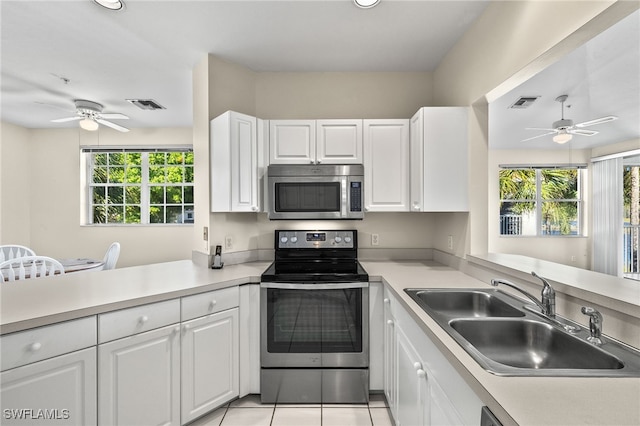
(266, 288), (363, 353)
(274, 182), (340, 212)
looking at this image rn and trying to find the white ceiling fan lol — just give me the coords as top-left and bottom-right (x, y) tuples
(51, 99), (129, 132)
(522, 95), (617, 144)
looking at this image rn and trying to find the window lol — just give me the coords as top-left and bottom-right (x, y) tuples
(499, 166), (583, 236)
(84, 148), (194, 224)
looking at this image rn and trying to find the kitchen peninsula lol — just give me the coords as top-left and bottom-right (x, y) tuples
(1, 259), (639, 426)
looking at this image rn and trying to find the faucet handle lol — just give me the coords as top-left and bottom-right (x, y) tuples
(581, 306), (603, 346)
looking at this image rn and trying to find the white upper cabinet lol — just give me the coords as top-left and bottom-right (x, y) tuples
(316, 119), (363, 164)
(363, 119), (410, 212)
(211, 111), (260, 212)
(410, 107), (469, 212)
(269, 120), (316, 164)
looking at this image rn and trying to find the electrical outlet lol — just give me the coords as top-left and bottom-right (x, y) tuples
(371, 233), (379, 246)
(571, 255), (577, 262)
(203, 226), (208, 241)
(225, 235), (233, 250)
(447, 235), (454, 250)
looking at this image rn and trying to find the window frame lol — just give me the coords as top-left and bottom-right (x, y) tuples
(499, 165), (585, 237)
(82, 146), (194, 226)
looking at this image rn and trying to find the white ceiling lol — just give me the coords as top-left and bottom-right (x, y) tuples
(0, 0), (489, 130)
(489, 9), (640, 150)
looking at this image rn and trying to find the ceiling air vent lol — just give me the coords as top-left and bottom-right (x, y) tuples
(509, 96), (540, 109)
(126, 99), (166, 110)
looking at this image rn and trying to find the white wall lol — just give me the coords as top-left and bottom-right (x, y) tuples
(1, 125), (195, 267)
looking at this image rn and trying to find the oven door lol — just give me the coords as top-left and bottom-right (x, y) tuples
(260, 282), (369, 368)
(268, 176), (347, 220)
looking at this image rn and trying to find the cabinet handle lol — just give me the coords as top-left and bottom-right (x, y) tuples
(138, 315), (149, 324)
(29, 342), (42, 352)
(251, 206), (258, 212)
(413, 362), (422, 370)
(417, 369), (427, 379)
(310, 160), (315, 164)
(383, 298), (390, 304)
(173, 326), (180, 334)
(387, 320), (394, 326)
(183, 324), (191, 333)
(209, 300), (217, 310)
(317, 159), (322, 164)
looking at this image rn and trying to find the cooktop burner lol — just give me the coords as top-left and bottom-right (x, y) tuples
(261, 230), (368, 283)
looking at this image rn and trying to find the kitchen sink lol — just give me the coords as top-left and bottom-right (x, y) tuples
(449, 318), (624, 370)
(403, 288), (640, 377)
(406, 289), (525, 318)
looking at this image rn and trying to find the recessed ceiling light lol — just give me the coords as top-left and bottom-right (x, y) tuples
(354, 0), (380, 9)
(93, 0), (124, 11)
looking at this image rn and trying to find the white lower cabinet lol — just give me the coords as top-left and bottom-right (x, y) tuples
(181, 308), (239, 424)
(383, 286), (482, 426)
(1, 347), (97, 426)
(98, 324), (181, 426)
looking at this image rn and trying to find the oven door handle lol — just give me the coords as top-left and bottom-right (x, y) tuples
(260, 282), (368, 290)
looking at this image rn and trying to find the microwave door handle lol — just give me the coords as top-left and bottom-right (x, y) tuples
(342, 177), (348, 217)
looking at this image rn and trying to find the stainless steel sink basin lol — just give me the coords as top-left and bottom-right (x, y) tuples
(403, 288), (640, 377)
(406, 289), (525, 318)
(450, 318), (624, 370)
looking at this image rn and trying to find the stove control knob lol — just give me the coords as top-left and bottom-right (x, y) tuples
(334, 236), (342, 243)
(280, 237), (288, 244)
(344, 237), (352, 243)
(290, 236), (298, 243)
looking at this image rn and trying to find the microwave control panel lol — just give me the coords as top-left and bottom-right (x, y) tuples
(350, 181), (362, 212)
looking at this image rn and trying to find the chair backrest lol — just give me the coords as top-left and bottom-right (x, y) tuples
(102, 242), (121, 270)
(0, 245), (36, 262)
(0, 256), (65, 281)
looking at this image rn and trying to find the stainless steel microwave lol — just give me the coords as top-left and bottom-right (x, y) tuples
(267, 164), (364, 220)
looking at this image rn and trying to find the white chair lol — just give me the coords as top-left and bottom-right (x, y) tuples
(0, 245), (36, 262)
(0, 256), (65, 281)
(101, 242), (121, 270)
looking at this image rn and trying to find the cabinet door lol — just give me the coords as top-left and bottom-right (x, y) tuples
(211, 111), (258, 212)
(411, 107), (468, 212)
(98, 325), (180, 426)
(396, 325), (429, 426)
(269, 120), (316, 164)
(316, 119), (363, 164)
(363, 119), (410, 212)
(383, 295), (397, 423)
(181, 308), (239, 424)
(1, 347), (97, 426)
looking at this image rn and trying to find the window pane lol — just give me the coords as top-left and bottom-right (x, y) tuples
(109, 167), (125, 183)
(166, 186), (182, 203)
(166, 206), (182, 223)
(541, 169), (578, 200)
(166, 166), (184, 183)
(185, 166), (194, 182)
(541, 201), (578, 235)
(184, 186), (193, 203)
(125, 206), (141, 224)
(149, 186), (164, 203)
(93, 187), (106, 204)
(93, 206), (106, 223)
(149, 206), (164, 223)
(185, 152), (194, 165)
(126, 166), (142, 183)
(499, 169), (536, 200)
(93, 167), (107, 183)
(149, 166), (165, 183)
(167, 152), (183, 165)
(107, 205), (124, 223)
(94, 153), (108, 166)
(126, 186), (141, 204)
(499, 201), (536, 236)
(109, 152), (124, 165)
(108, 186), (124, 204)
(125, 153), (141, 165)
(149, 153), (165, 165)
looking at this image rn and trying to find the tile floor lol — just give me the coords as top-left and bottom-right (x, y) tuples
(188, 394), (393, 426)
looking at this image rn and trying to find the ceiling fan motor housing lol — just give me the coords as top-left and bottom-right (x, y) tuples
(74, 99), (103, 116)
(553, 118), (574, 130)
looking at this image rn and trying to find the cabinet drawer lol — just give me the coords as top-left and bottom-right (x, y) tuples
(99, 299), (180, 344)
(181, 286), (239, 321)
(1, 316), (97, 371)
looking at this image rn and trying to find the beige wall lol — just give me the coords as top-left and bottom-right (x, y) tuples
(431, 0), (632, 263)
(0, 124), (194, 267)
(0, 122), (31, 245)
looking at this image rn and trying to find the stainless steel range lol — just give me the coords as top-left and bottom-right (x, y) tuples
(260, 229), (369, 404)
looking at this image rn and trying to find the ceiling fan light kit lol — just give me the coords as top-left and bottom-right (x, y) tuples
(80, 117), (99, 131)
(354, 0), (381, 9)
(552, 131), (572, 144)
(93, 0), (124, 11)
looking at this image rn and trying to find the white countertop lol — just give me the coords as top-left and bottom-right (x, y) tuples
(1, 258), (639, 425)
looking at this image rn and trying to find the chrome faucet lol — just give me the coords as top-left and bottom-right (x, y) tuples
(490, 271), (556, 317)
(581, 306), (603, 346)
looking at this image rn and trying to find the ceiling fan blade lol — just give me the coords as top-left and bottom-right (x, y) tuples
(51, 116), (82, 123)
(521, 132), (556, 142)
(525, 127), (557, 131)
(574, 116), (618, 128)
(96, 118), (130, 132)
(569, 129), (598, 136)
(100, 113), (129, 120)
